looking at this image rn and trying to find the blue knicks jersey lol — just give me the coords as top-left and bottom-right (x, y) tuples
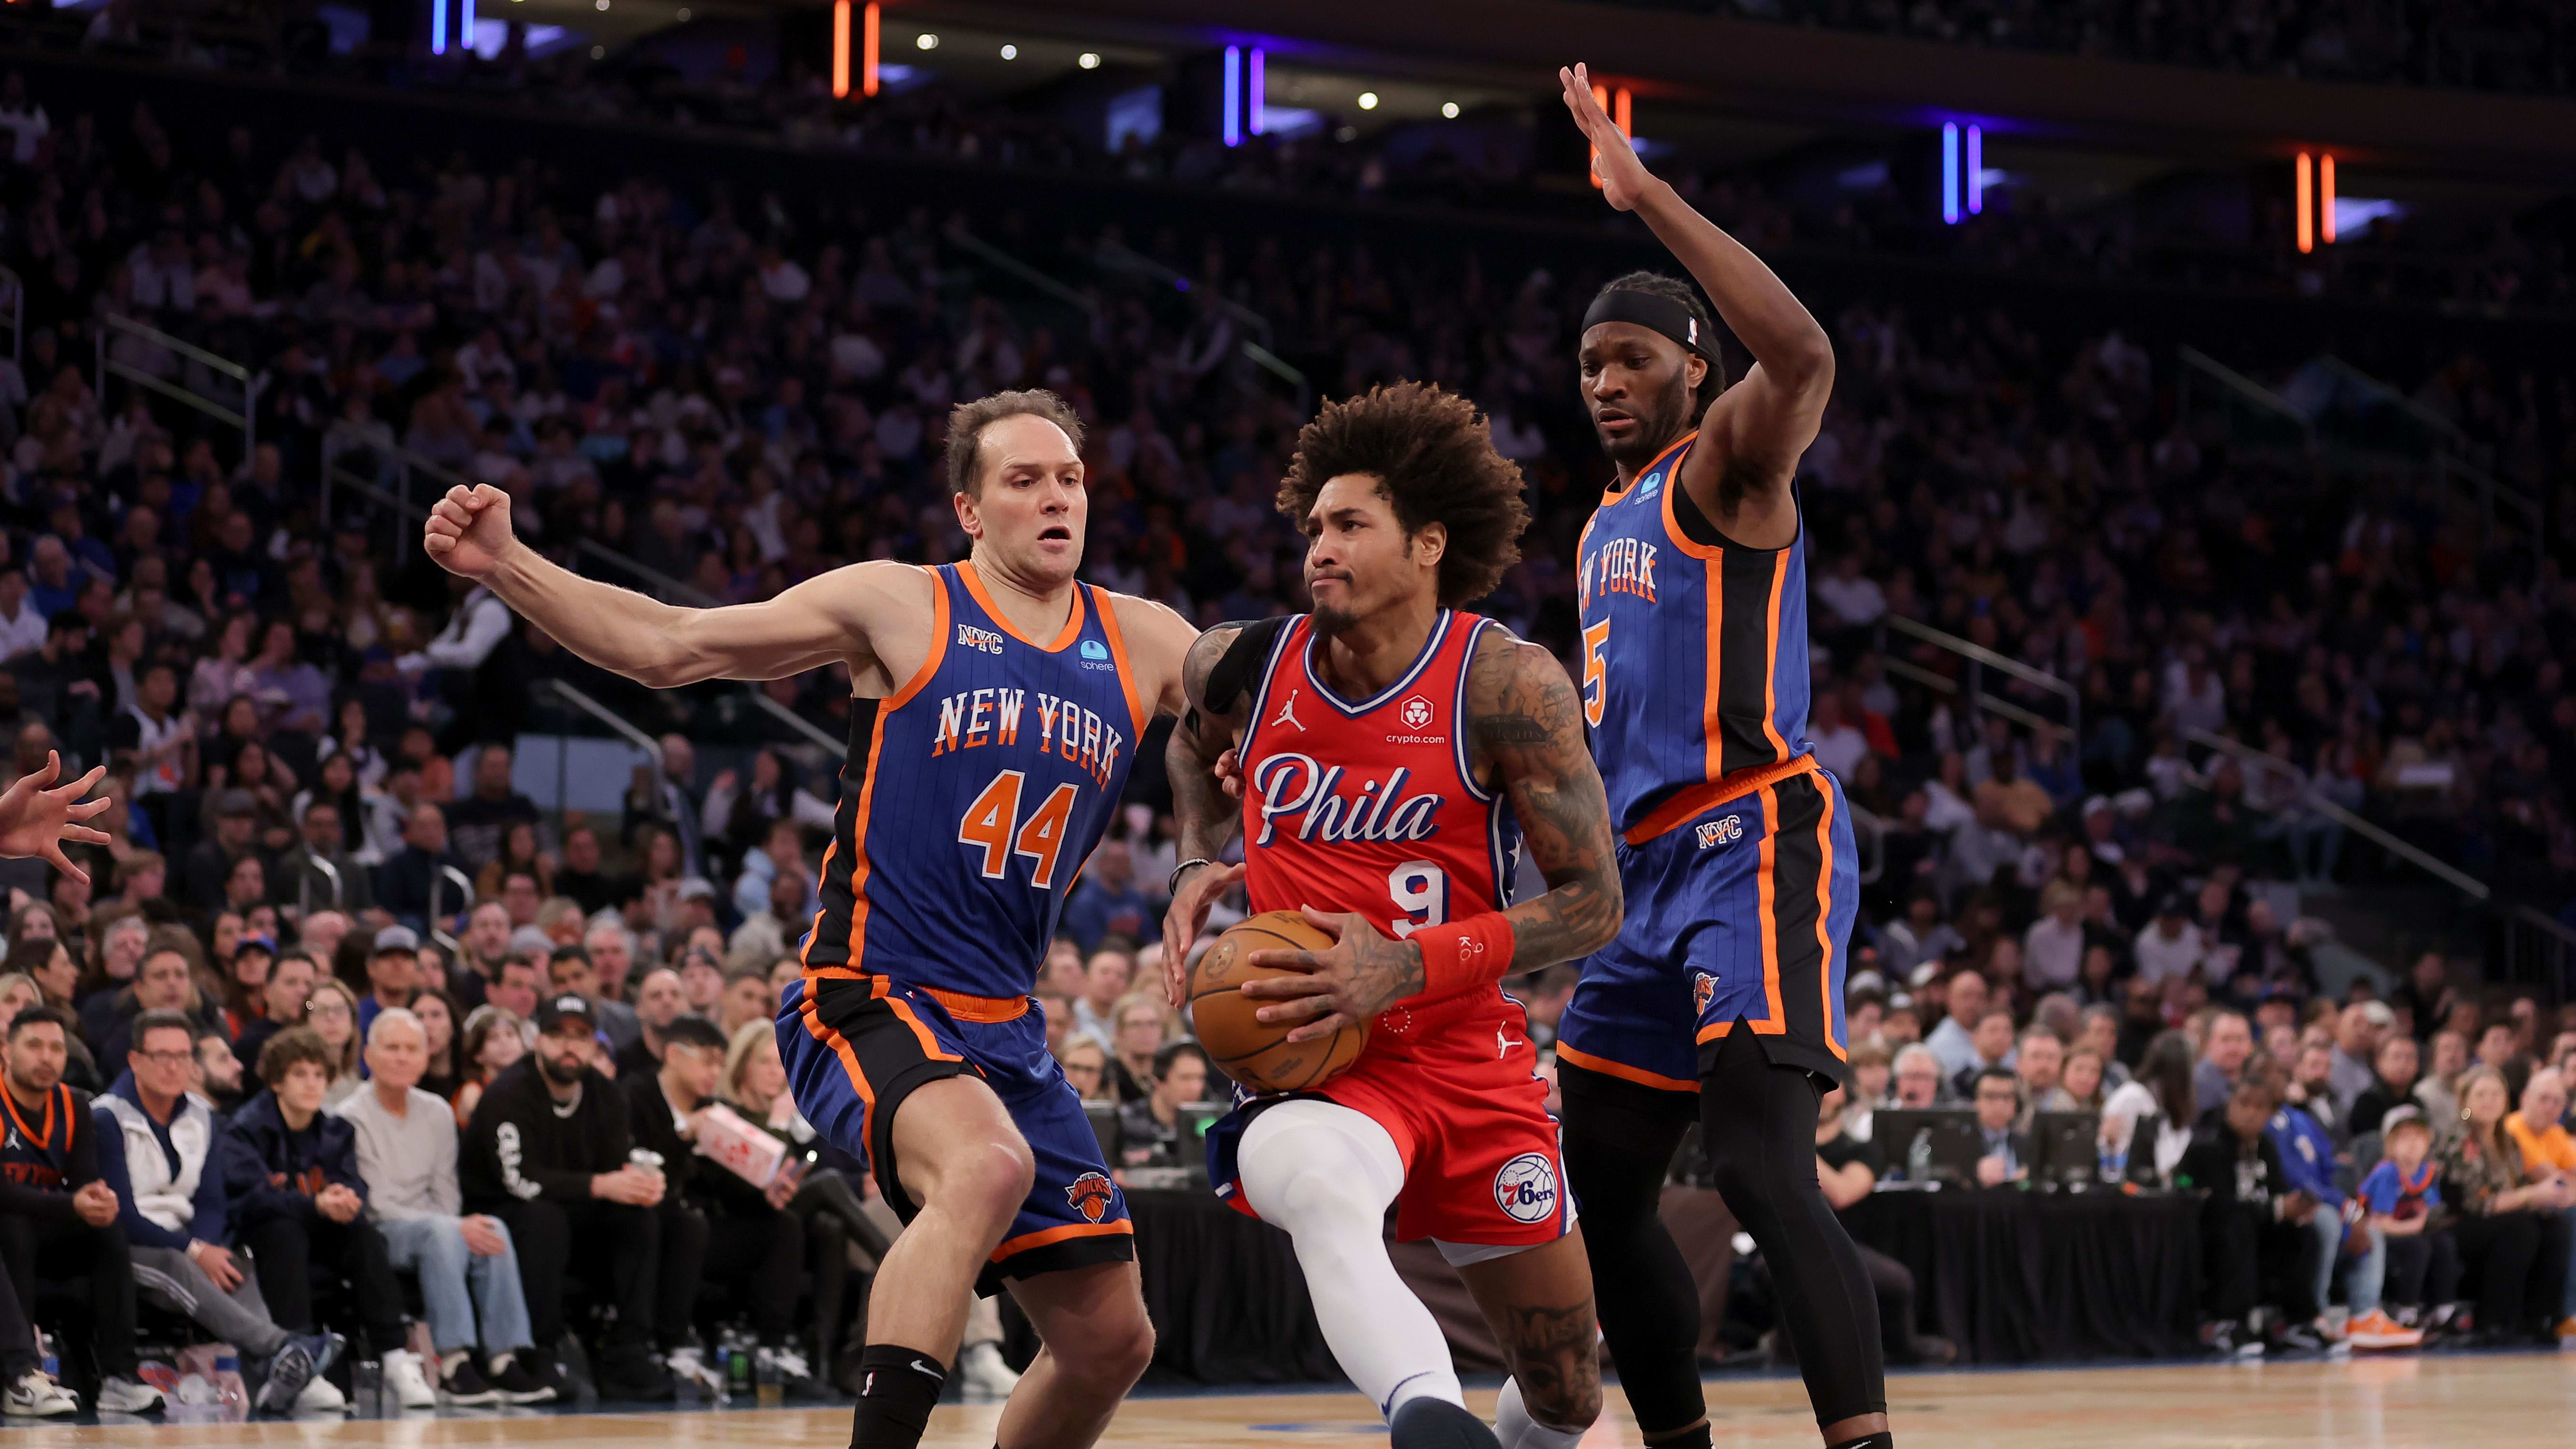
(1577, 432), (1813, 836)
(800, 562), (1145, 998)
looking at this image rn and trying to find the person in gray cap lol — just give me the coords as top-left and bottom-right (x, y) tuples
(358, 926), (421, 1040)
(182, 788), (264, 914)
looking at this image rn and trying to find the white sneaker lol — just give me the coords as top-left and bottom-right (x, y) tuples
(382, 1349), (439, 1410)
(2, 1371), (79, 1417)
(665, 1344), (723, 1395)
(94, 1376), (167, 1414)
(959, 1340), (1021, 1399)
(295, 1371), (350, 1413)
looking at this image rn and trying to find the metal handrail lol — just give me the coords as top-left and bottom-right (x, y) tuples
(298, 854), (344, 918)
(573, 538), (719, 607)
(2178, 346), (2313, 439)
(542, 678), (667, 791)
(96, 312), (259, 454)
(944, 224), (1101, 317)
(427, 863), (480, 951)
(1876, 614), (2079, 758)
(2316, 355), (2469, 448)
(2181, 729), (2489, 900)
(1084, 235), (1309, 404)
(752, 689), (846, 756)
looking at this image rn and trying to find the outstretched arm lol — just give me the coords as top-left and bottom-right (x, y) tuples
(1562, 63), (1832, 543)
(1158, 625), (1251, 1002)
(423, 484), (898, 688)
(1243, 631), (1623, 1043)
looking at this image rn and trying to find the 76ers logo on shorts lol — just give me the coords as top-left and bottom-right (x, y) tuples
(1693, 971), (1717, 1017)
(1066, 1172), (1115, 1223)
(1695, 815), (1744, 849)
(1493, 1153), (1560, 1225)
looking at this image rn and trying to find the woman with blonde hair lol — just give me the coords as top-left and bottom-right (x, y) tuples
(2438, 1065), (2573, 1345)
(1057, 1036), (1111, 1105)
(1106, 989), (1177, 1104)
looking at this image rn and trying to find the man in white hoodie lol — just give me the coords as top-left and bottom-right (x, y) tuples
(92, 1011), (342, 1416)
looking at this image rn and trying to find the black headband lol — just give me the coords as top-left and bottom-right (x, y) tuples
(1582, 288), (1714, 360)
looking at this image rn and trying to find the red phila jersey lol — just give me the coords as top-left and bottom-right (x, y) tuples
(1236, 611), (1522, 1016)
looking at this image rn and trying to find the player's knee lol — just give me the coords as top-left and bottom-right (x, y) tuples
(1523, 1370), (1603, 1433)
(936, 1136), (1037, 1226)
(1059, 1296), (1155, 1389)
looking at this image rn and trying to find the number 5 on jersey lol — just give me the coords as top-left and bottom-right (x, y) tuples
(1580, 619), (1610, 727)
(958, 770), (1078, 889)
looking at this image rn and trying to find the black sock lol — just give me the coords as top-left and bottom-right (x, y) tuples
(1826, 1434), (1895, 1449)
(850, 1345), (946, 1449)
(1642, 1426), (1714, 1449)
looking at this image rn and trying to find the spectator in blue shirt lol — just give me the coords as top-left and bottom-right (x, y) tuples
(1061, 840), (1158, 953)
(2356, 1107), (2456, 1338)
(2260, 1051), (2398, 1346)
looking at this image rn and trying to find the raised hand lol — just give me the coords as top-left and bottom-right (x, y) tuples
(422, 483), (519, 580)
(1560, 63), (1651, 212)
(0, 752), (111, 885)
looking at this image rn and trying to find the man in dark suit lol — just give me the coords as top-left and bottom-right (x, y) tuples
(1968, 1068), (2035, 1188)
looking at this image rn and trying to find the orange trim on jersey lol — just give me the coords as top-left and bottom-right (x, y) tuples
(1622, 746), (1821, 846)
(0, 1081), (59, 1151)
(887, 570), (952, 708)
(989, 1218), (1135, 1262)
(1813, 784), (1848, 1062)
(921, 985), (1031, 1024)
(1750, 781), (1787, 1033)
(1555, 1042), (1697, 1094)
(1088, 585), (1147, 736)
(1658, 433), (1722, 563)
(796, 977), (876, 1107)
(959, 560), (1087, 653)
(884, 995), (964, 1063)
(1701, 557), (1726, 782)
(1758, 552), (1791, 764)
(796, 838), (840, 973)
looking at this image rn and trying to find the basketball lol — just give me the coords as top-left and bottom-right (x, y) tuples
(1185, 910), (1369, 1094)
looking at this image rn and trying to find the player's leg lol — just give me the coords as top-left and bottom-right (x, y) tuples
(991, 1260), (1153, 1449)
(1557, 844), (1718, 1449)
(780, 981), (1032, 1449)
(856, 1073), (1035, 1443)
(1699, 773), (1885, 1449)
(1236, 1097), (1494, 1446)
(1455, 1232), (1602, 1449)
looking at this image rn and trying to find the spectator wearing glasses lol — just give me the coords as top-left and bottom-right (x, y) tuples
(1890, 1043), (1947, 1108)
(92, 1009), (343, 1415)
(0, 1005), (163, 1413)
(2440, 1065), (2576, 1346)
(460, 992), (675, 1401)
(1968, 1069), (2032, 1188)
(94, 943), (200, 1084)
(333, 1007), (555, 1405)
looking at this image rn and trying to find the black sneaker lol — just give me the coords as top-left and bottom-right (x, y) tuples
(439, 1353), (503, 1406)
(594, 1350), (674, 1404)
(487, 1351), (559, 1406)
(253, 1338), (317, 1417)
(2275, 1323), (2327, 1355)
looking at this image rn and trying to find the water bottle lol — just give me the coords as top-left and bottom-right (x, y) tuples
(212, 1355), (247, 1420)
(36, 1328), (55, 1381)
(2099, 1140), (2128, 1186)
(1907, 1129), (1934, 1182)
(754, 1346), (782, 1409)
(351, 1358), (383, 1419)
(725, 1331), (753, 1395)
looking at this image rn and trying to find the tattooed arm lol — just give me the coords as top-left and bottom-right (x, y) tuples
(1245, 628), (1622, 1042)
(1158, 625), (1251, 1004)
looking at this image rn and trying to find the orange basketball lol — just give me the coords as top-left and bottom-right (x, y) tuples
(1186, 910), (1368, 1094)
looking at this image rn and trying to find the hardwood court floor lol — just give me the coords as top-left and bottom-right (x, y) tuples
(3, 1355), (2569, 1446)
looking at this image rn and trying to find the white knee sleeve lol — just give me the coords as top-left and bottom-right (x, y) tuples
(1239, 1100), (1461, 1420)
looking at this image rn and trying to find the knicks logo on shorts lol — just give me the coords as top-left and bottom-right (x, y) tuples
(1493, 1153), (1559, 1225)
(1695, 815), (1744, 849)
(1067, 1172), (1115, 1223)
(1693, 971), (1716, 1017)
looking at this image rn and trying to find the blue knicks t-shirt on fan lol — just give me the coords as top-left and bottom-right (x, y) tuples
(799, 561), (1146, 999)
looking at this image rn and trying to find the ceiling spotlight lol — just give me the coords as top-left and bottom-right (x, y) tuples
(1441, 101), (1460, 118)
(999, 43), (1016, 59)
(1078, 51), (1100, 69)
(915, 31), (938, 50)
(590, 43), (604, 56)
(1357, 91), (1379, 110)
